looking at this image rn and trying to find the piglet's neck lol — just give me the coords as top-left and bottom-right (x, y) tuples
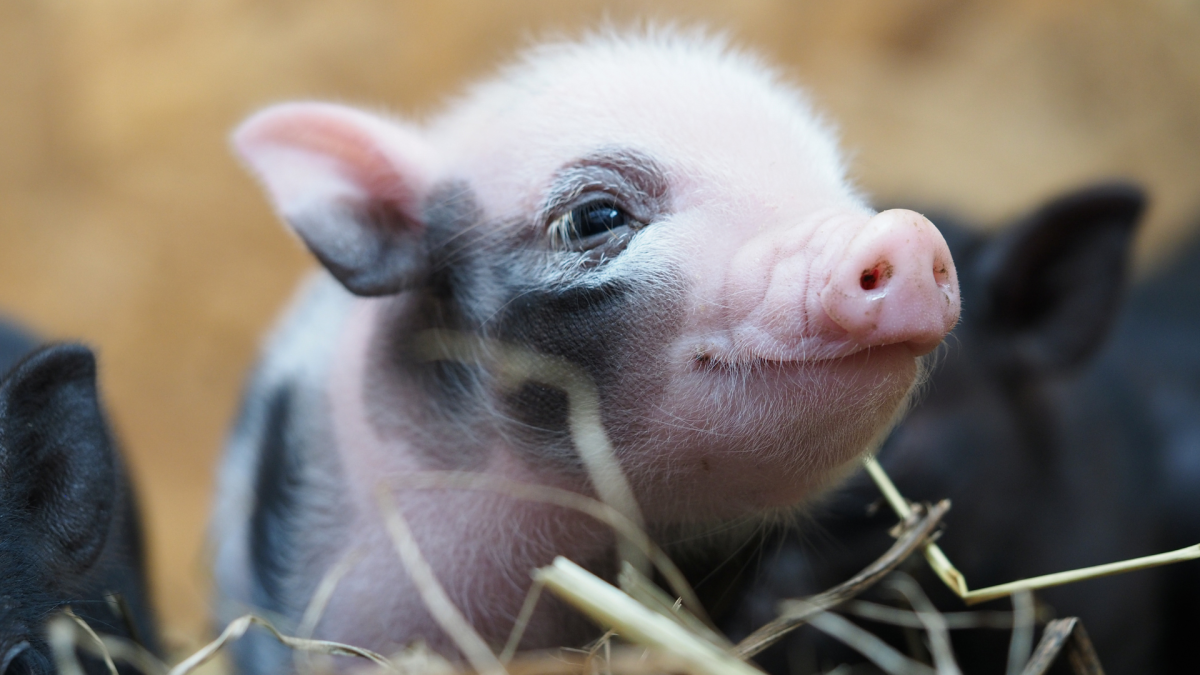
(329, 296), (591, 507)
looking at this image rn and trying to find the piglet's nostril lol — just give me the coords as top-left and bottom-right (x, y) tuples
(933, 261), (950, 286)
(859, 262), (893, 292)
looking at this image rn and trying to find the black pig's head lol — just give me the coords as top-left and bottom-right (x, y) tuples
(0, 346), (134, 674)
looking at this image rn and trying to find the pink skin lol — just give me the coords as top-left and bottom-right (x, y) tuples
(221, 33), (961, 660)
(819, 209), (958, 356)
(605, 202), (957, 520)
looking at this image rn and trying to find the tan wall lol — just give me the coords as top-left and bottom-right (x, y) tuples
(1, 0), (1197, 648)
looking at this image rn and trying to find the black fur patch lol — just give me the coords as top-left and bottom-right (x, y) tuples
(504, 381), (574, 461)
(363, 183), (500, 464)
(492, 279), (676, 467)
(496, 281), (635, 375)
(366, 159), (684, 471)
(249, 387), (301, 612)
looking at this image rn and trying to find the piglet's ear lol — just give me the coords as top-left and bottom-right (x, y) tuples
(0, 344), (116, 578)
(234, 102), (436, 296)
(974, 182), (1145, 373)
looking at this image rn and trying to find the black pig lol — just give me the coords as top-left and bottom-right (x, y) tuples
(712, 183), (1186, 675)
(0, 341), (158, 674)
(1116, 227), (1200, 672)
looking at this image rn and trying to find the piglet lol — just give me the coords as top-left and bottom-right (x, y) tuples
(1, 339), (159, 674)
(210, 31), (960, 671)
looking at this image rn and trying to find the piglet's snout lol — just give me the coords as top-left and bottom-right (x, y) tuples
(819, 209), (960, 356)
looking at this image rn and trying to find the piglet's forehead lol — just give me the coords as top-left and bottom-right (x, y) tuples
(427, 33), (858, 221)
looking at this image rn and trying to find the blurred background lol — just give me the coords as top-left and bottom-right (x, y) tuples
(1, 0), (1197, 649)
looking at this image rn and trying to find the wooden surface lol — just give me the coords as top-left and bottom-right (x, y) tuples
(1, 0), (1197, 648)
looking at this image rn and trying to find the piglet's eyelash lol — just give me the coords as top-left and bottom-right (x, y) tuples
(547, 199), (643, 249)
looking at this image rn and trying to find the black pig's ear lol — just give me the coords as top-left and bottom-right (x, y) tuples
(233, 103), (437, 297)
(0, 317), (37, 377)
(0, 344), (116, 578)
(974, 182), (1145, 373)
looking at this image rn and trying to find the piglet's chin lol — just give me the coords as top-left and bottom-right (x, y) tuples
(634, 343), (919, 521)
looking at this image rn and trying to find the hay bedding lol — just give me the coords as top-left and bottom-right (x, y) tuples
(47, 344), (1200, 675)
(53, 453), (1200, 675)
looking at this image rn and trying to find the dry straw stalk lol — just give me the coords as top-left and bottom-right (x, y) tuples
(534, 557), (761, 675)
(863, 455), (1200, 604)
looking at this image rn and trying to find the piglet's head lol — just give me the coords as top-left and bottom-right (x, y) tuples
(234, 33), (960, 521)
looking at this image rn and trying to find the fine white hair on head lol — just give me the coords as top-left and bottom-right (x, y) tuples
(523, 24), (835, 136)
(429, 23), (854, 198)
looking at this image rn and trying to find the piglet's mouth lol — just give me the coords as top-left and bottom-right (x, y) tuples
(689, 341), (917, 372)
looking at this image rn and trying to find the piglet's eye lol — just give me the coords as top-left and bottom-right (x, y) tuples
(552, 201), (635, 244)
